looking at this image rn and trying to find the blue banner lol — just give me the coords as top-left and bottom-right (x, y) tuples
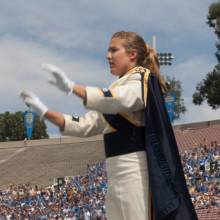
(164, 92), (176, 122)
(23, 110), (35, 139)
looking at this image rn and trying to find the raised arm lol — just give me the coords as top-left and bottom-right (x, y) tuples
(20, 90), (65, 130)
(84, 74), (145, 114)
(42, 63), (144, 114)
(42, 63), (87, 101)
(20, 90), (105, 136)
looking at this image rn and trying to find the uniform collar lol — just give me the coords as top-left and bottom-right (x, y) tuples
(121, 66), (146, 78)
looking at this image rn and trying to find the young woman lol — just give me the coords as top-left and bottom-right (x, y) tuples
(20, 31), (197, 220)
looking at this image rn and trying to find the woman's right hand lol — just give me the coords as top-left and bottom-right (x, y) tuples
(20, 90), (48, 120)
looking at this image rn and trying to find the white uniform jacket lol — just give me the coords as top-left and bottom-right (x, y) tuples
(62, 66), (150, 137)
(62, 66), (152, 220)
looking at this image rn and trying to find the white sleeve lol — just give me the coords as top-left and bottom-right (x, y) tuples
(61, 111), (105, 137)
(84, 76), (145, 114)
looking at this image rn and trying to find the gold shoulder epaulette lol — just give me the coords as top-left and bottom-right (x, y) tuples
(132, 66), (148, 74)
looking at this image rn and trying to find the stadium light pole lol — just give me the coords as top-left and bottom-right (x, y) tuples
(152, 35), (156, 50)
(151, 36), (176, 122)
(152, 35), (174, 66)
(158, 52), (174, 66)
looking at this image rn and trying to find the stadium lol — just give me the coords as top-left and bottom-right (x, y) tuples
(0, 119), (220, 219)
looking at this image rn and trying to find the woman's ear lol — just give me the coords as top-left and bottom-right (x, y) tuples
(129, 49), (138, 62)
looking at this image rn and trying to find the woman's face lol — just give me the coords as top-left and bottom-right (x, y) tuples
(106, 37), (137, 77)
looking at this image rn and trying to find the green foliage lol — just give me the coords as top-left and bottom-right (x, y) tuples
(0, 114), (6, 141)
(192, 92), (204, 106)
(0, 112), (24, 141)
(193, 64), (220, 109)
(0, 111), (49, 142)
(193, 2), (220, 108)
(32, 116), (49, 139)
(166, 76), (186, 121)
(207, 3), (220, 21)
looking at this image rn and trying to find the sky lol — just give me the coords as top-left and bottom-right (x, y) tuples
(0, 0), (219, 137)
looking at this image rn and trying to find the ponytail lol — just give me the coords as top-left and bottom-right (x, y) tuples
(143, 44), (168, 93)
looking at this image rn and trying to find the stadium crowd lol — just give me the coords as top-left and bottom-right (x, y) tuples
(0, 141), (220, 219)
(181, 140), (220, 209)
(0, 163), (107, 220)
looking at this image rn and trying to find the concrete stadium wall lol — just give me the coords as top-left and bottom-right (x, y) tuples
(0, 135), (105, 190)
(0, 135), (103, 149)
(174, 119), (220, 130)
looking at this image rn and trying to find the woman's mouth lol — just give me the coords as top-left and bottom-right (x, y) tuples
(109, 62), (114, 68)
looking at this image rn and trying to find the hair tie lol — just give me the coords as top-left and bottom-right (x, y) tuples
(145, 43), (150, 51)
(145, 43), (151, 56)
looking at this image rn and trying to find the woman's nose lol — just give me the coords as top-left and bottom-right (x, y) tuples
(106, 52), (111, 60)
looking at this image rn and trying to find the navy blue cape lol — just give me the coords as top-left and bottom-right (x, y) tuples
(144, 73), (198, 220)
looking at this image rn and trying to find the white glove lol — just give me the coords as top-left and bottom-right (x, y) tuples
(42, 63), (75, 95)
(20, 90), (48, 120)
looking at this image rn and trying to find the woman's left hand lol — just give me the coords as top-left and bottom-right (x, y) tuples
(42, 63), (75, 95)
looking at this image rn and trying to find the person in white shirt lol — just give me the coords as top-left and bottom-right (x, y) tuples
(20, 31), (165, 220)
(83, 209), (91, 220)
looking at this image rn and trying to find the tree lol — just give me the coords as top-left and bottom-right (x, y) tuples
(32, 115), (49, 139)
(2, 111), (22, 141)
(193, 2), (220, 108)
(166, 76), (186, 121)
(0, 114), (6, 141)
(0, 111), (49, 142)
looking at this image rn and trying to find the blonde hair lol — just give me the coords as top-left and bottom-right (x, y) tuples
(111, 31), (167, 92)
